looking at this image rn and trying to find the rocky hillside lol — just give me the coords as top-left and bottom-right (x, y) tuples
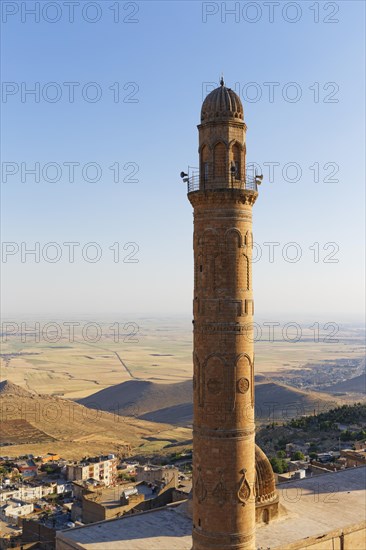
(0, 380), (191, 459)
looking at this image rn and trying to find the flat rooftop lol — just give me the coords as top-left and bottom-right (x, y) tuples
(57, 467), (366, 550)
(257, 465), (366, 549)
(57, 505), (192, 549)
(85, 483), (155, 510)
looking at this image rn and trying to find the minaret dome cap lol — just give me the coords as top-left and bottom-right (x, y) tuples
(201, 82), (243, 123)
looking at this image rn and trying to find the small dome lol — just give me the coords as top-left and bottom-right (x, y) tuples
(255, 444), (278, 503)
(201, 80), (243, 123)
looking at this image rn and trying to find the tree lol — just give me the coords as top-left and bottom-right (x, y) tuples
(270, 457), (288, 474)
(340, 430), (353, 441)
(292, 451), (305, 460)
(277, 450), (286, 459)
(118, 472), (135, 482)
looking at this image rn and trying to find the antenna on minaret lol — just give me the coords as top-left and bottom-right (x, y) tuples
(220, 73), (224, 86)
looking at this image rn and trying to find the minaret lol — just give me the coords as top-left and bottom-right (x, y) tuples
(187, 80), (260, 550)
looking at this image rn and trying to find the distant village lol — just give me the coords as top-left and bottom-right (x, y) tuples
(0, 449), (192, 549)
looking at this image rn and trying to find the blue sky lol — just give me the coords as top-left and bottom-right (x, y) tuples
(1, 0), (365, 321)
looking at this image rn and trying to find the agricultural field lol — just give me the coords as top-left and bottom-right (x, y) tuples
(0, 317), (193, 399)
(0, 318), (364, 459)
(1, 317), (364, 400)
(0, 419), (55, 446)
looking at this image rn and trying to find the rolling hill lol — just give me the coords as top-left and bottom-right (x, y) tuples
(78, 378), (338, 426)
(78, 379), (192, 417)
(0, 380), (191, 459)
(321, 373), (366, 394)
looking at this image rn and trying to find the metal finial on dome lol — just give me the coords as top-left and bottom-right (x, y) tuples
(220, 74), (224, 86)
(201, 82), (243, 123)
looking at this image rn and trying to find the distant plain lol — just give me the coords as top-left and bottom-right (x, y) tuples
(1, 317), (364, 458)
(1, 317), (364, 400)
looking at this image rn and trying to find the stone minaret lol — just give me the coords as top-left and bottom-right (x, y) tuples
(188, 80), (260, 550)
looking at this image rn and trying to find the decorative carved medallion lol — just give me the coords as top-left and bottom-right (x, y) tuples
(238, 468), (251, 506)
(207, 378), (222, 395)
(237, 377), (250, 394)
(212, 471), (227, 507)
(195, 467), (207, 503)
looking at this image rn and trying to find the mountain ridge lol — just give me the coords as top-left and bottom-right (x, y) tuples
(78, 378), (339, 425)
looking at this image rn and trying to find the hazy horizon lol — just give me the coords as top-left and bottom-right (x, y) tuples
(1, 1), (365, 320)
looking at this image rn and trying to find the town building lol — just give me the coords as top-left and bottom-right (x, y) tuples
(41, 453), (61, 464)
(66, 456), (117, 486)
(14, 459), (38, 479)
(70, 476), (188, 525)
(354, 440), (366, 451)
(71, 483), (144, 524)
(135, 465), (179, 487)
(340, 448), (366, 467)
(1, 499), (34, 524)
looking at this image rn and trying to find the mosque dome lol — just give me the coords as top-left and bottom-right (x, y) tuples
(179, 445), (278, 523)
(201, 79), (244, 123)
(255, 444), (278, 503)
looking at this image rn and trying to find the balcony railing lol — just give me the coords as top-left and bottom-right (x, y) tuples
(185, 171), (260, 194)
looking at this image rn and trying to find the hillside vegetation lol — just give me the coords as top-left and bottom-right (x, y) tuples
(256, 403), (366, 456)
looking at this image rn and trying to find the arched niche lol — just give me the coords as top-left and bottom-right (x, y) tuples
(231, 142), (242, 181)
(200, 144), (210, 186)
(225, 228), (243, 250)
(203, 354), (227, 404)
(213, 142), (226, 179)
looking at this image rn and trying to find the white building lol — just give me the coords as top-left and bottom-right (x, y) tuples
(66, 456), (117, 487)
(1, 499), (34, 523)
